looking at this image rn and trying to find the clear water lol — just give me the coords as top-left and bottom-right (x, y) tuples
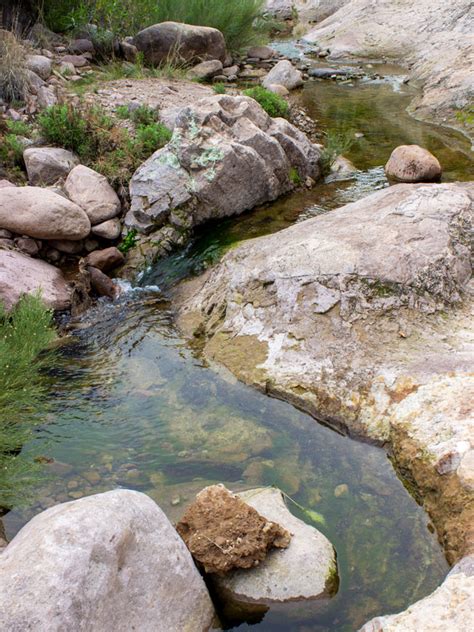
(5, 62), (472, 630)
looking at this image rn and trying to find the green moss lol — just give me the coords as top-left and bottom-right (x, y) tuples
(289, 166), (301, 186)
(118, 229), (138, 254)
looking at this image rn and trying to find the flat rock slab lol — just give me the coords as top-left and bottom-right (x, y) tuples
(176, 484), (291, 574)
(0, 186), (90, 240)
(0, 249), (71, 310)
(0, 490), (215, 631)
(213, 487), (337, 607)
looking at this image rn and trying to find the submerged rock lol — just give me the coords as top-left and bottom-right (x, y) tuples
(176, 484), (291, 574)
(212, 487), (337, 610)
(126, 94), (321, 235)
(176, 182), (474, 563)
(0, 490), (215, 631)
(0, 249), (71, 310)
(360, 555), (474, 631)
(385, 145), (442, 183)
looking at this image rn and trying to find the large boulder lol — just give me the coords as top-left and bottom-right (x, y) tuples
(23, 147), (79, 186)
(303, 0), (474, 134)
(0, 490), (215, 631)
(134, 21), (227, 66)
(0, 186), (91, 240)
(360, 555), (474, 631)
(212, 488), (337, 611)
(0, 249), (70, 310)
(385, 145), (442, 182)
(265, 0), (348, 22)
(126, 94), (321, 235)
(64, 165), (121, 225)
(176, 182), (474, 564)
(262, 60), (303, 91)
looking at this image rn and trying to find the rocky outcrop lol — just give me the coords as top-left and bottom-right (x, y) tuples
(385, 145), (442, 183)
(212, 487), (337, 614)
(0, 186), (90, 240)
(303, 0), (474, 135)
(23, 147), (79, 186)
(360, 555), (474, 631)
(134, 21), (227, 66)
(0, 249), (70, 310)
(126, 94), (321, 245)
(176, 182), (474, 564)
(265, 0), (348, 22)
(0, 490), (215, 631)
(262, 60), (303, 91)
(64, 165), (122, 225)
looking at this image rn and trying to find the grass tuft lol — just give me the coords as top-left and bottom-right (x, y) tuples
(0, 29), (29, 103)
(243, 86), (289, 118)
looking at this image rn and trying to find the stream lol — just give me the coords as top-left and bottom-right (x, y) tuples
(4, 53), (474, 630)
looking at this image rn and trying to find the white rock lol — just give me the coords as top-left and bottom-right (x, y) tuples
(65, 165), (121, 225)
(23, 147), (79, 186)
(0, 490), (215, 631)
(26, 54), (52, 80)
(263, 60), (303, 91)
(213, 487), (337, 607)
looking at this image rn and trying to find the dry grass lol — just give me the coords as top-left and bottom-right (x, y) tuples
(0, 29), (29, 103)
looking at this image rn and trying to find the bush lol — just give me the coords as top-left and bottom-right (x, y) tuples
(213, 83), (226, 95)
(243, 86), (289, 118)
(0, 29), (29, 103)
(0, 294), (56, 509)
(39, 0), (268, 51)
(320, 128), (354, 175)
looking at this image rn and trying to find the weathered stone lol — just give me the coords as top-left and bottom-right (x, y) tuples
(48, 239), (84, 254)
(263, 60), (303, 91)
(61, 54), (88, 67)
(176, 182), (474, 563)
(26, 54), (52, 80)
(385, 145), (442, 183)
(222, 64), (239, 78)
(0, 186), (91, 240)
(176, 484), (291, 574)
(0, 490), (215, 631)
(64, 165), (121, 225)
(265, 0), (346, 21)
(126, 95), (321, 234)
(120, 40), (138, 63)
(25, 68), (45, 95)
(37, 85), (58, 108)
(187, 59), (223, 81)
(247, 45), (275, 60)
(134, 21), (227, 66)
(14, 236), (40, 256)
(58, 61), (76, 75)
(213, 487), (337, 608)
(68, 39), (95, 55)
(266, 83), (290, 96)
(0, 249), (70, 310)
(0, 180), (15, 188)
(360, 555), (474, 631)
(23, 147), (79, 186)
(91, 218), (122, 240)
(85, 246), (124, 272)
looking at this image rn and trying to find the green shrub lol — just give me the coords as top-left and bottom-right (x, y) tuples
(289, 167), (301, 186)
(243, 86), (289, 118)
(118, 228), (138, 253)
(213, 83), (226, 95)
(320, 128), (354, 175)
(39, 0), (269, 52)
(0, 294), (56, 509)
(133, 122), (172, 157)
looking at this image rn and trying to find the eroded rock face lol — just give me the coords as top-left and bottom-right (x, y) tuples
(176, 484), (291, 574)
(126, 95), (321, 235)
(176, 182), (474, 563)
(134, 21), (227, 66)
(0, 249), (70, 310)
(265, 0), (347, 22)
(212, 487), (337, 608)
(303, 0), (474, 134)
(0, 186), (90, 240)
(360, 555), (474, 631)
(23, 147), (79, 186)
(0, 490), (215, 631)
(64, 165), (121, 225)
(385, 145), (442, 182)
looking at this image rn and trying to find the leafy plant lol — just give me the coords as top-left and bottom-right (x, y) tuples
(243, 86), (289, 118)
(213, 83), (226, 95)
(320, 128), (354, 175)
(289, 167), (301, 186)
(118, 228), (138, 253)
(0, 294), (56, 509)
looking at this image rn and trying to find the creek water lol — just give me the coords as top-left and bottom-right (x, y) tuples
(5, 57), (474, 630)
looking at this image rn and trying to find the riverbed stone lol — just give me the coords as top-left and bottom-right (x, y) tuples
(0, 186), (91, 240)
(91, 217), (122, 240)
(64, 165), (121, 225)
(0, 490), (215, 630)
(126, 94), (321, 235)
(176, 181), (474, 563)
(360, 555), (474, 631)
(134, 21), (227, 66)
(0, 249), (70, 310)
(385, 145), (442, 182)
(23, 147), (79, 186)
(212, 487), (337, 608)
(26, 54), (52, 80)
(263, 60), (303, 91)
(85, 246), (124, 272)
(187, 60), (223, 81)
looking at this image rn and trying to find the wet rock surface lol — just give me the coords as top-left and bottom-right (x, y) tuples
(176, 484), (291, 574)
(0, 490), (215, 632)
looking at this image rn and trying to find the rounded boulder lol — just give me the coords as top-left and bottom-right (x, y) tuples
(385, 145), (442, 183)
